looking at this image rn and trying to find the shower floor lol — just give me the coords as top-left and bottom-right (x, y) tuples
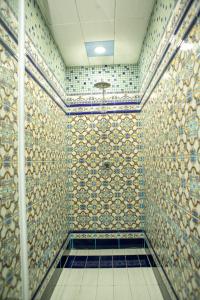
(50, 248), (164, 300)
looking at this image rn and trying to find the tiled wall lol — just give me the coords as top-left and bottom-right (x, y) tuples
(0, 20), (21, 300)
(67, 114), (144, 231)
(142, 16), (200, 300)
(66, 64), (139, 95)
(1, 0), (199, 299)
(25, 71), (67, 297)
(0, 1), (68, 299)
(6, 0), (67, 90)
(139, 0), (177, 84)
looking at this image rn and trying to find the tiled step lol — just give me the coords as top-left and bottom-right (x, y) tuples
(67, 248), (147, 256)
(57, 254), (156, 269)
(67, 238), (147, 250)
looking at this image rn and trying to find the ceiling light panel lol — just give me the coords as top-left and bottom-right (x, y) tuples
(85, 40), (114, 57)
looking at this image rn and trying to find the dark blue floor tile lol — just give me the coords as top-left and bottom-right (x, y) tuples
(126, 255), (140, 268)
(138, 255), (151, 267)
(120, 238), (145, 249)
(72, 256), (87, 268)
(100, 256), (113, 268)
(96, 239), (118, 249)
(113, 255), (126, 268)
(85, 256), (100, 268)
(72, 239), (95, 249)
(65, 256), (75, 268)
(147, 255), (156, 267)
(57, 256), (68, 268)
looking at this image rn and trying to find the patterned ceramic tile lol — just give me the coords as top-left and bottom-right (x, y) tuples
(25, 70), (68, 297)
(142, 16), (200, 300)
(67, 114), (144, 231)
(0, 27), (21, 300)
(69, 232), (145, 240)
(139, 0), (178, 84)
(5, 0), (67, 90)
(1, 0), (200, 299)
(141, 0), (200, 106)
(65, 92), (141, 106)
(0, 2), (68, 299)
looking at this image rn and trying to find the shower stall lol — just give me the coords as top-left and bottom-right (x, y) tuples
(0, 0), (199, 299)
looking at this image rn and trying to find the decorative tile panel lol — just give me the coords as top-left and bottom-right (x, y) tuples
(67, 113), (144, 231)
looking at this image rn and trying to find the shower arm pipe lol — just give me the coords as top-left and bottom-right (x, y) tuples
(18, 0), (29, 299)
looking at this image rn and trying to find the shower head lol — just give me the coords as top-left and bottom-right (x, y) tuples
(94, 81), (111, 89)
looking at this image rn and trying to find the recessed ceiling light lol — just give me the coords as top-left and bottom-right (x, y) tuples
(94, 46), (106, 55)
(85, 41), (114, 57)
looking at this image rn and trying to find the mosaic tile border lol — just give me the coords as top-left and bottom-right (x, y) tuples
(65, 92), (141, 106)
(69, 231), (145, 240)
(66, 92), (141, 114)
(66, 64), (139, 96)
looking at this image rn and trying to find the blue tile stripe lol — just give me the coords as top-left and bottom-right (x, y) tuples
(57, 255), (155, 269)
(66, 101), (140, 108)
(66, 109), (141, 116)
(69, 229), (144, 234)
(68, 238), (147, 249)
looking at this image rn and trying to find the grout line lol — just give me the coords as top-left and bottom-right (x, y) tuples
(113, 0), (116, 66)
(74, 0), (90, 67)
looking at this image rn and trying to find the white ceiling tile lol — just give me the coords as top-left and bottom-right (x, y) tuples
(47, 0), (79, 24)
(116, 0), (155, 19)
(82, 21), (114, 42)
(114, 51), (138, 64)
(114, 40), (141, 56)
(114, 18), (148, 62)
(76, 0), (115, 22)
(38, 0), (155, 66)
(51, 23), (84, 45)
(115, 17), (149, 40)
(62, 45), (89, 66)
(89, 56), (114, 65)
